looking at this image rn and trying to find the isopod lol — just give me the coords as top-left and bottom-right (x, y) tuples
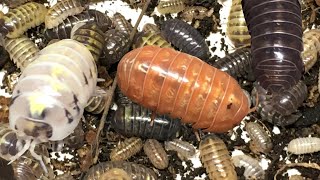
(133, 31), (172, 49)
(83, 161), (157, 180)
(43, 10), (112, 42)
(142, 23), (160, 34)
(45, 0), (86, 29)
(117, 46), (250, 133)
(199, 135), (237, 180)
(143, 139), (169, 169)
(99, 168), (131, 180)
(2, 36), (39, 71)
(226, 0), (251, 47)
(8, 39), (97, 167)
(287, 137), (320, 154)
(302, 29), (320, 72)
(232, 154), (265, 179)
(161, 19), (210, 60)
(180, 6), (213, 22)
(112, 12), (133, 35)
(157, 0), (186, 15)
(110, 137), (143, 161)
(164, 138), (196, 159)
(245, 122), (273, 154)
(2, 0), (33, 8)
(242, 0), (304, 93)
(0, 2), (47, 38)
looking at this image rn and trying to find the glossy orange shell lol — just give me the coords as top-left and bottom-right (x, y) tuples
(117, 46), (250, 132)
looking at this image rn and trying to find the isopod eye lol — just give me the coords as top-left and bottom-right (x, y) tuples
(0, 131), (28, 161)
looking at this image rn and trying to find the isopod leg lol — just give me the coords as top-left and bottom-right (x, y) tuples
(29, 140), (48, 174)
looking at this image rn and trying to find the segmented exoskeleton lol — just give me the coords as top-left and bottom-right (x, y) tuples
(2, 0), (33, 8)
(245, 122), (273, 154)
(99, 168), (131, 180)
(112, 12), (133, 35)
(232, 154), (265, 179)
(44, 10), (112, 42)
(142, 23), (160, 34)
(2, 36), (39, 71)
(242, 0), (304, 93)
(0, 2), (47, 38)
(133, 31), (172, 49)
(161, 19), (210, 60)
(157, 0), (186, 14)
(110, 137), (143, 161)
(302, 29), (320, 72)
(164, 139), (196, 159)
(83, 161), (157, 180)
(45, 0), (87, 29)
(144, 139), (169, 169)
(287, 137), (320, 154)
(180, 6), (213, 22)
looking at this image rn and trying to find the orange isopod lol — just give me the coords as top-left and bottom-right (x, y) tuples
(117, 45), (250, 133)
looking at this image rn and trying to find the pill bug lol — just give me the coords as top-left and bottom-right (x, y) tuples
(101, 29), (130, 66)
(232, 154), (265, 179)
(112, 12), (133, 35)
(242, 0), (304, 93)
(8, 39), (97, 165)
(199, 135), (237, 180)
(161, 19), (210, 60)
(209, 48), (254, 81)
(71, 22), (105, 63)
(45, 0), (87, 29)
(287, 137), (320, 154)
(302, 29), (320, 72)
(142, 23), (160, 34)
(0, 96), (10, 123)
(2, 36), (39, 71)
(44, 10), (113, 42)
(83, 161), (157, 180)
(2, 0), (33, 8)
(110, 137), (143, 161)
(164, 139), (196, 159)
(112, 101), (181, 141)
(99, 168), (131, 180)
(0, 2), (47, 38)
(143, 139), (169, 169)
(245, 122), (273, 154)
(157, 0), (186, 15)
(133, 31), (172, 49)
(117, 46), (250, 133)
(180, 6), (213, 22)
(226, 0), (251, 47)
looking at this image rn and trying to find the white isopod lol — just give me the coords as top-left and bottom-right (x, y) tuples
(232, 154), (265, 179)
(287, 137), (320, 154)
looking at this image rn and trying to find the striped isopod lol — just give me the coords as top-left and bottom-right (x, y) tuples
(110, 137), (143, 161)
(164, 139), (196, 159)
(45, 0), (87, 29)
(242, 0), (304, 93)
(142, 23), (160, 34)
(161, 19), (210, 60)
(227, 0), (251, 47)
(254, 81), (307, 126)
(245, 122), (273, 154)
(117, 46), (250, 133)
(2, 36), (39, 71)
(143, 139), (169, 169)
(83, 161), (157, 180)
(209, 48), (254, 81)
(287, 137), (320, 154)
(133, 31), (172, 49)
(101, 29), (130, 66)
(44, 10), (113, 42)
(157, 0), (186, 14)
(0, 2), (47, 38)
(71, 22), (105, 63)
(232, 154), (265, 179)
(302, 29), (320, 72)
(112, 96), (181, 141)
(112, 12), (133, 35)
(199, 135), (237, 180)
(8, 39), (97, 166)
(2, 0), (33, 8)
(180, 6), (213, 22)
(99, 168), (131, 180)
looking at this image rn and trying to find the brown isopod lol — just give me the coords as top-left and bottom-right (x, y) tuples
(157, 0), (186, 15)
(302, 29), (320, 72)
(117, 45), (251, 133)
(142, 23), (160, 34)
(287, 137), (320, 155)
(100, 168), (132, 180)
(180, 6), (213, 22)
(199, 135), (237, 180)
(133, 31), (172, 49)
(245, 121), (273, 154)
(143, 139), (169, 169)
(110, 137), (143, 161)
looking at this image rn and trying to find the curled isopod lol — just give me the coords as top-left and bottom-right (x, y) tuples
(287, 137), (320, 154)
(133, 31), (172, 49)
(110, 137), (143, 161)
(2, 36), (39, 71)
(161, 19), (210, 60)
(164, 139), (196, 159)
(199, 135), (237, 180)
(302, 29), (320, 72)
(0, 2), (47, 38)
(112, 12), (133, 35)
(157, 0), (186, 14)
(144, 139), (169, 169)
(180, 6), (213, 22)
(232, 154), (265, 179)
(84, 161), (157, 180)
(99, 168), (132, 180)
(45, 0), (86, 29)
(245, 122), (273, 154)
